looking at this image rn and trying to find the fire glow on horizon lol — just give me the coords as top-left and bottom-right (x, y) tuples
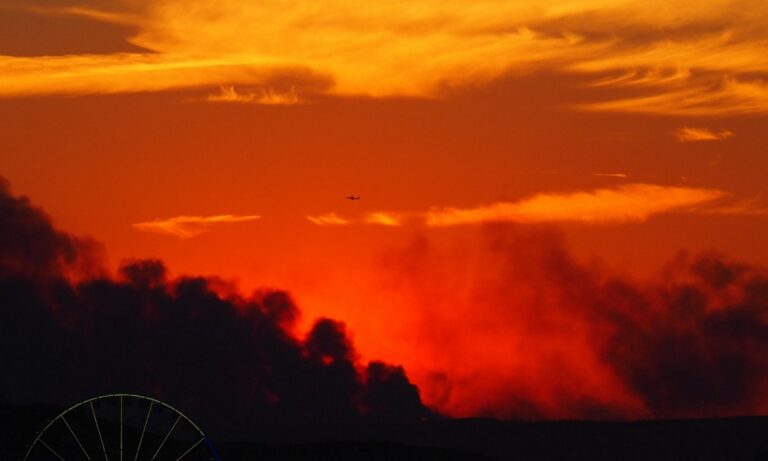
(1, 0), (768, 428)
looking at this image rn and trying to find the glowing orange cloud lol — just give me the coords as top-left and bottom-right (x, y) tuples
(307, 213), (351, 226)
(593, 173), (629, 178)
(0, 53), (308, 96)
(695, 195), (768, 216)
(675, 127), (734, 142)
(304, 185), (761, 229)
(426, 184), (726, 226)
(132, 214), (261, 238)
(2, 1), (768, 114)
(580, 78), (768, 116)
(364, 212), (404, 227)
(207, 85), (301, 105)
(306, 212), (405, 226)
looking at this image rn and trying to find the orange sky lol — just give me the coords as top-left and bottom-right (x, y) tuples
(1, 0), (768, 417)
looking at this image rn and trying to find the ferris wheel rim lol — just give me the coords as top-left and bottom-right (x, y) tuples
(22, 393), (218, 461)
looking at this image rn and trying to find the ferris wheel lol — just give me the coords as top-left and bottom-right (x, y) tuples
(23, 394), (221, 461)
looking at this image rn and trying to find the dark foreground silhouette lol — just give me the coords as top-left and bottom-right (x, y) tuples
(3, 402), (768, 460)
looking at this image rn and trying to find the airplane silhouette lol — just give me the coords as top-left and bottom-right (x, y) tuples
(346, 195), (361, 200)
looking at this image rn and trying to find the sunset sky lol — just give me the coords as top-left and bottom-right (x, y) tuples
(2, 0), (768, 420)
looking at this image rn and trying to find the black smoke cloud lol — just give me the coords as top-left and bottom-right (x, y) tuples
(4, 175), (768, 433)
(596, 253), (768, 418)
(0, 179), (431, 438)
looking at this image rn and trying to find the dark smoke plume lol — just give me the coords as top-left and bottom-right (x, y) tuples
(4, 175), (768, 431)
(0, 179), (432, 438)
(596, 253), (768, 418)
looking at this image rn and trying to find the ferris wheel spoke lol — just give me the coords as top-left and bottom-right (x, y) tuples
(119, 396), (123, 461)
(134, 401), (153, 461)
(38, 438), (67, 461)
(61, 415), (91, 460)
(175, 437), (204, 461)
(90, 401), (109, 461)
(25, 394), (221, 461)
(150, 414), (182, 461)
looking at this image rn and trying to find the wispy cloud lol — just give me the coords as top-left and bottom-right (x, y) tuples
(306, 213), (350, 226)
(580, 77), (768, 116)
(2, 1), (768, 115)
(674, 127), (734, 142)
(207, 85), (301, 105)
(307, 211), (405, 226)
(425, 184), (726, 226)
(693, 194), (768, 216)
(133, 214), (261, 238)
(593, 173), (629, 178)
(364, 212), (404, 227)
(305, 185), (765, 230)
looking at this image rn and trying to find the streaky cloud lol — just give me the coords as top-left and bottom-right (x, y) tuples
(593, 173), (629, 178)
(307, 185), (764, 229)
(308, 212), (405, 227)
(207, 85), (301, 105)
(693, 194), (768, 216)
(4, 1), (768, 115)
(579, 77), (768, 116)
(426, 184), (726, 226)
(133, 214), (261, 238)
(0, 53), (331, 97)
(675, 127), (734, 142)
(307, 213), (351, 226)
(365, 212), (404, 227)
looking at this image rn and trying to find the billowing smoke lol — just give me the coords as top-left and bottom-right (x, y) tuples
(4, 176), (768, 431)
(599, 253), (768, 418)
(0, 179), (431, 438)
(379, 225), (768, 420)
